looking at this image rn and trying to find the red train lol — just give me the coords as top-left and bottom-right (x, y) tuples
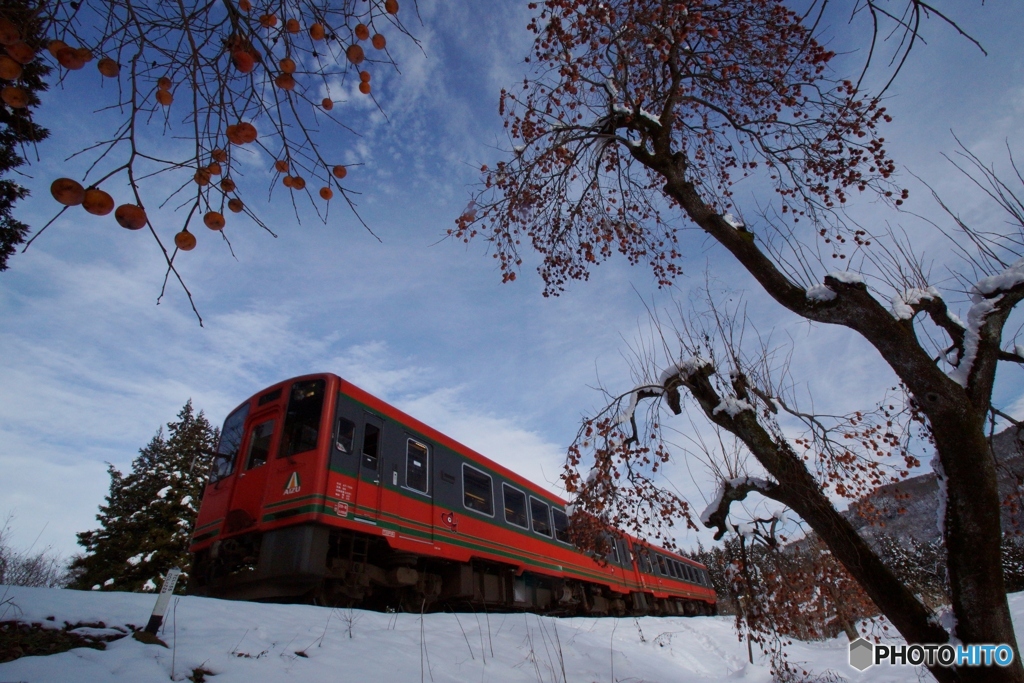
(190, 373), (716, 616)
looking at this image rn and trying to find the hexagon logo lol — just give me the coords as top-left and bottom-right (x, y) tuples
(849, 637), (874, 671)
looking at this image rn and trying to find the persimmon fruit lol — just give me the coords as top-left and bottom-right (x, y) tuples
(332, 165), (347, 179)
(346, 44), (364, 65)
(319, 186), (333, 200)
(211, 148), (227, 163)
(259, 13), (277, 28)
(1, 85), (27, 107)
(97, 57), (119, 78)
(274, 159), (289, 173)
(51, 178), (85, 206)
(285, 18), (300, 34)
(156, 89), (173, 106)
(5, 41), (32, 64)
(309, 23), (325, 41)
(232, 50), (255, 73)
(0, 19), (19, 45)
(228, 198), (244, 213)
(82, 188), (114, 215)
(114, 204), (147, 230)
(157, 76), (171, 90)
(0, 55), (22, 80)
(236, 122), (257, 143)
(355, 24), (369, 41)
(274, 72), (295, 90)
(174, 230), (196, 251)
(385, 0), (399, 14)
(204, 211), (225, 230)
(56, 46), (84, 70)
(321, 97), (333, 110)
(358, 81), (371, 95)
(372, 34), (386, 50)
(279, 57), (296, 74)
(220, 177), (236, 192)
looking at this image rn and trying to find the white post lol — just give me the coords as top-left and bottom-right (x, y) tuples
(144, 567), (182, 634)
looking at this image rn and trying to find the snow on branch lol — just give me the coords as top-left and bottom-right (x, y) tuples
(948, 295), (1000, 387)
(712, 396), (754, 417)
(701, 475), (780, 540)
(972, 257), (1024, 297)
(947, 258), (1024, 386)
(658, 356), (712, 385)
(805, 271), (865, 303)
(613, 384), (664, 427)
(890, 287), (941, 320)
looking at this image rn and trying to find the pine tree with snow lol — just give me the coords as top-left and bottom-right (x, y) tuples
(69, 401), (217, 594)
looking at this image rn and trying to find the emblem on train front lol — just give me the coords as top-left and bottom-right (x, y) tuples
(284, 471), (301, 495)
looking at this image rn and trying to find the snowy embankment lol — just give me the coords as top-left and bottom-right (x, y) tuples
(4, 587), (1024, 683)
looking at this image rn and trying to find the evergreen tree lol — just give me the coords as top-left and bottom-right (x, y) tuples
(0, 0), (50, 271)
(70, 401), (217, 593)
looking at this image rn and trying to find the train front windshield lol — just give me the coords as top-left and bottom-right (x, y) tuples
(210, 403), (250, 482)
(280, 379), (326, 458)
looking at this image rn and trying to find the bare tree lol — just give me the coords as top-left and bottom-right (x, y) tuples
(0, 515), (69, 588)
(2, 0), (414, 319)
(458, 1), (1020, 681)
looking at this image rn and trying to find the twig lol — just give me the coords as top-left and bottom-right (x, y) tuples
(451, 608), (475, 660)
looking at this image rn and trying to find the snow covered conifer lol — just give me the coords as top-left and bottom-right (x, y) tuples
(69, 401), (217, 593)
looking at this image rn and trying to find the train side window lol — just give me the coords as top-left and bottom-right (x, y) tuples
(503, 484), (528, 528)
(530, 497), (552, 537)
(362, 422), (381, 471)
(245, 419), (275, 470)
(279, 379), (325, 458)
(684, 564), (695, 582)
(336, 417), (355, 453)
(632, 545), (647, 571)
(552, 509), (571, 544)
(656, 554), (668, 576)
(210, 403), (249, 482)
(668, 559), (679, 579)
(606, 537), (620, 564)
(463, 464), (493, 515)
(406, 439), (429, 493)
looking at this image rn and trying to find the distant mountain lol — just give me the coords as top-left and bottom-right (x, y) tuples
(844, 427), (1024, 544)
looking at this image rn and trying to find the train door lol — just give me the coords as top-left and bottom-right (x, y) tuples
(227, 406), (280, 529)
(354, 413), (384, 522)
(404, 434), (434, 544)
(631, 543), (649, 591)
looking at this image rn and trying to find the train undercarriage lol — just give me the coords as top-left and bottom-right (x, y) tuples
(191, 524), (716, 617)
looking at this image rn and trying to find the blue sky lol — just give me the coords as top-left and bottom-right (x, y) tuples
(0, 1), (1022, 558)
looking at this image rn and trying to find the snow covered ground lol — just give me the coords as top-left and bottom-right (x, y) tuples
(3, 585), (1024, 682)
